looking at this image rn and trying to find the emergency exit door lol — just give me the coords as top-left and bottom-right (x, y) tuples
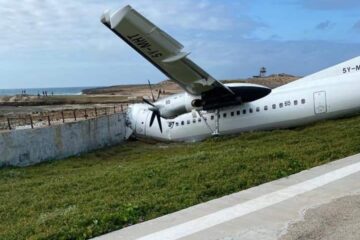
(313, 91), (327, 114)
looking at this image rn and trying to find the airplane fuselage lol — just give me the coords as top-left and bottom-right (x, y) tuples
(128, 70), (360, 142)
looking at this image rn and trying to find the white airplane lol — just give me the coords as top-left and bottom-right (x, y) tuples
(101, 5), (360, 142)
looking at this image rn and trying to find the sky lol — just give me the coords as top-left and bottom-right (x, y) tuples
(0, 0), (360, 89)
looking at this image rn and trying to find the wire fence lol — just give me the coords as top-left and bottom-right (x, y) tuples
(0, 105), (127, 131)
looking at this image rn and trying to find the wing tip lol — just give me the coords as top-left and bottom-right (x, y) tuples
(109, 5), (133, 29)
(100, 9), (111, 25)
(100, 5), (133, 28)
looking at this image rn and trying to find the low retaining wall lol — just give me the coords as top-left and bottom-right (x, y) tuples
(0, 113), (127, 167)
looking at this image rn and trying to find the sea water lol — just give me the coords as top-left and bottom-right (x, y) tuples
(0, 87), (96, 96)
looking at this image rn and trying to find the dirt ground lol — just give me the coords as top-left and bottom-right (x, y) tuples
(0, 74), (299, 118)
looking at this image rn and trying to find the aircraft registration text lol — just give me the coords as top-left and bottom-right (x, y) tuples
(343, 65), (360, 74)
(127, 34), (163, 59)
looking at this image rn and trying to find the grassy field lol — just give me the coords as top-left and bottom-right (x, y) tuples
(1, 115), (360, 240)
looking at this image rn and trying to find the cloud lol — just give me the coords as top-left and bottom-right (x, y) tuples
(1, 0), (359, 88)
(0, 0), (264, 53)
(315, 20), (335, 30)
(353, 20), (360, 32)
(187, 38), (360, 80)
(298, 0), (360, 10)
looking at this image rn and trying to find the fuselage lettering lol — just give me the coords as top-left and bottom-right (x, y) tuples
(343, 65), (360, 74)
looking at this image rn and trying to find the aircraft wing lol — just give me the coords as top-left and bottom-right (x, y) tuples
(101, 5), (235, 99)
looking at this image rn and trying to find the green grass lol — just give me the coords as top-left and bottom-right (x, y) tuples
(1, 115), (360, 240)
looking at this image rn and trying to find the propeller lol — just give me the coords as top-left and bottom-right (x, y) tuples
(142, 98), (163, 133)
(143, 80), (163, 133)
(156, 89), (161, 101)
(147, 79), (155, 102)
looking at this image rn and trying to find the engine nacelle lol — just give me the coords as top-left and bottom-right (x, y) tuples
(147, 83), (271, 119)
(154, 92), (202, 119)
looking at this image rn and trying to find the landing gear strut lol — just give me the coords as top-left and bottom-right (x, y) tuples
(213, 109), (220, 136)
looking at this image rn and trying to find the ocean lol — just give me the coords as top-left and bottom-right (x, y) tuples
(0, 87), (95, 96)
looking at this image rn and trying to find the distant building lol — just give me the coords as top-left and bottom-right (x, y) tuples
(260, 67), (266, 78)
(253, 67), (267, 78)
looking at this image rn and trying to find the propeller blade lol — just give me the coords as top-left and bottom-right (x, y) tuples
(147, 79), (155, 102)
(156, 112), (163, 133)
(149, 111), (156, 127)
(156, 89), (161, 101)
(142, 98), (156, 107)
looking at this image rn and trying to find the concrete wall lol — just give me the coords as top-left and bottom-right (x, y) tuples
(0, 113), (127, 167)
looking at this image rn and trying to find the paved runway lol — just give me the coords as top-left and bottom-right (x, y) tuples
(93, 154), (360, 240)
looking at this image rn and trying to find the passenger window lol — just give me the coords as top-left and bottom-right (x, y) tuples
(231, 112), (234, 117)
(237, 110), (240, 115)
(187, 120), (190, 125)
(249, 108), (253, 113)
(256, 107), (260, 112)
(272, 104), (276, 109)
(193, 119), (196, 123)
(198, 118), (201, 122)
(243, 109), (247, 114)
(279, 103), (284, 108)
(181, 121), (184, 125)
(301, 99), (306, 104)
(176, 122), (179, 127)
(285, 101), (291, 106)
(211, 115), (214, 120)
(294, 100), (298, 105)
(264, 106), (268, 111)
(223, 113), (227, 118)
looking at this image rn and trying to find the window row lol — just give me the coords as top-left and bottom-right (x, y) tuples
(172, 98), (306, 127)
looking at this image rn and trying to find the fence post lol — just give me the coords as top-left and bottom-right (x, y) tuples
(61, 111), (65, 123)
(47, 115), (51, 126)
(7, 118), (11, 130)
(114, 105), (116, 114)
(121, 104), (123, 112)
(95, 107), (97, 117)
(29, 115), (34, 129)
(84, 109), (88, 119)
(73, 110), (77, 121)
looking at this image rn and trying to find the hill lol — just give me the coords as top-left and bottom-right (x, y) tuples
(82, 74), (300, 96)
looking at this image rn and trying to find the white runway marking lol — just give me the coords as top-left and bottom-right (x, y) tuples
(138, 161), (360, 240)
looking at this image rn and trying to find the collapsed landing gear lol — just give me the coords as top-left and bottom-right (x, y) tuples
(213, 109), (220, 136)
(196, 109), (220, 136)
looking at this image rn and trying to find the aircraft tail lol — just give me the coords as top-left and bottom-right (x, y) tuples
(277, 56), (360, 90)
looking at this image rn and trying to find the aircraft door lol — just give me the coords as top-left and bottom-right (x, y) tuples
(313, 91), (327, 114)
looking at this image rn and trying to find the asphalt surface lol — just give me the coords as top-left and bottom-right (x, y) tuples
(280, 194), (360, 240)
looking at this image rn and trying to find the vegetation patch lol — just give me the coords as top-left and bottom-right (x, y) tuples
(1, 115), (360, 239)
